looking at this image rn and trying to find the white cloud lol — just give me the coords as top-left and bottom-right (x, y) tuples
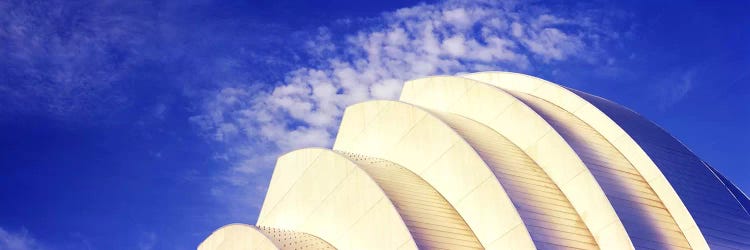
(442, 8), (473, 30)
(0, 227), (42, 250)
(442, 35), (467, 57)
(192, 0), (623, 220)
(304, 27), (336, 58)
(521, 27), (584, 61)
(511, 22), (524, 37)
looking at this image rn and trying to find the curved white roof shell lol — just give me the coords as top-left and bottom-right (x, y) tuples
(200, 72), (749, 250)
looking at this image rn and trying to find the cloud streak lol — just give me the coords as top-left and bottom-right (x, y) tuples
(0, 0), (302, 122)
(0, 227), (43, 250)
(0, 0), (156, 119)
(191, 0), (625, 221)
(653, 69), (697, 110)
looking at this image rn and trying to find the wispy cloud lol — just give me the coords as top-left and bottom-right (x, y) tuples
(0, 0), (304, 122)
(653, 69), (697, 110)
(191, 0), (626, 221)
(0, 0), (155, 119)
(0, 227), (43, 250)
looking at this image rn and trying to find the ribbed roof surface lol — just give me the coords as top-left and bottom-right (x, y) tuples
(200, 72), (749, 250)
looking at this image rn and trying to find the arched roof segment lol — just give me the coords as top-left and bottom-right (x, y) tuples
(198, 224), (335, 250)
(199, 224), (279, 250)
(505, 90), (691, 249)
(337, 151), (483, 249)
(333, 100), (536, 249)
(434, 112), (599, 249)
(400, 76), (632, 249)
(257, 148), (417, 249)
(463, 71), (750, 249)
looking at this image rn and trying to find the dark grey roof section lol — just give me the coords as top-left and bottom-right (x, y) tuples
(569, 87), (750, 249)
(703, 161), (750, 217)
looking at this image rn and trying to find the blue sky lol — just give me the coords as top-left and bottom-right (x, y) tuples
(0, 0), (748, 249)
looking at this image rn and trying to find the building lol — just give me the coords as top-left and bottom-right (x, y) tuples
(199, 72), (750, 249)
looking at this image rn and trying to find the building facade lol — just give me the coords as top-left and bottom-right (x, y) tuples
(200, 72), (750, 250)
